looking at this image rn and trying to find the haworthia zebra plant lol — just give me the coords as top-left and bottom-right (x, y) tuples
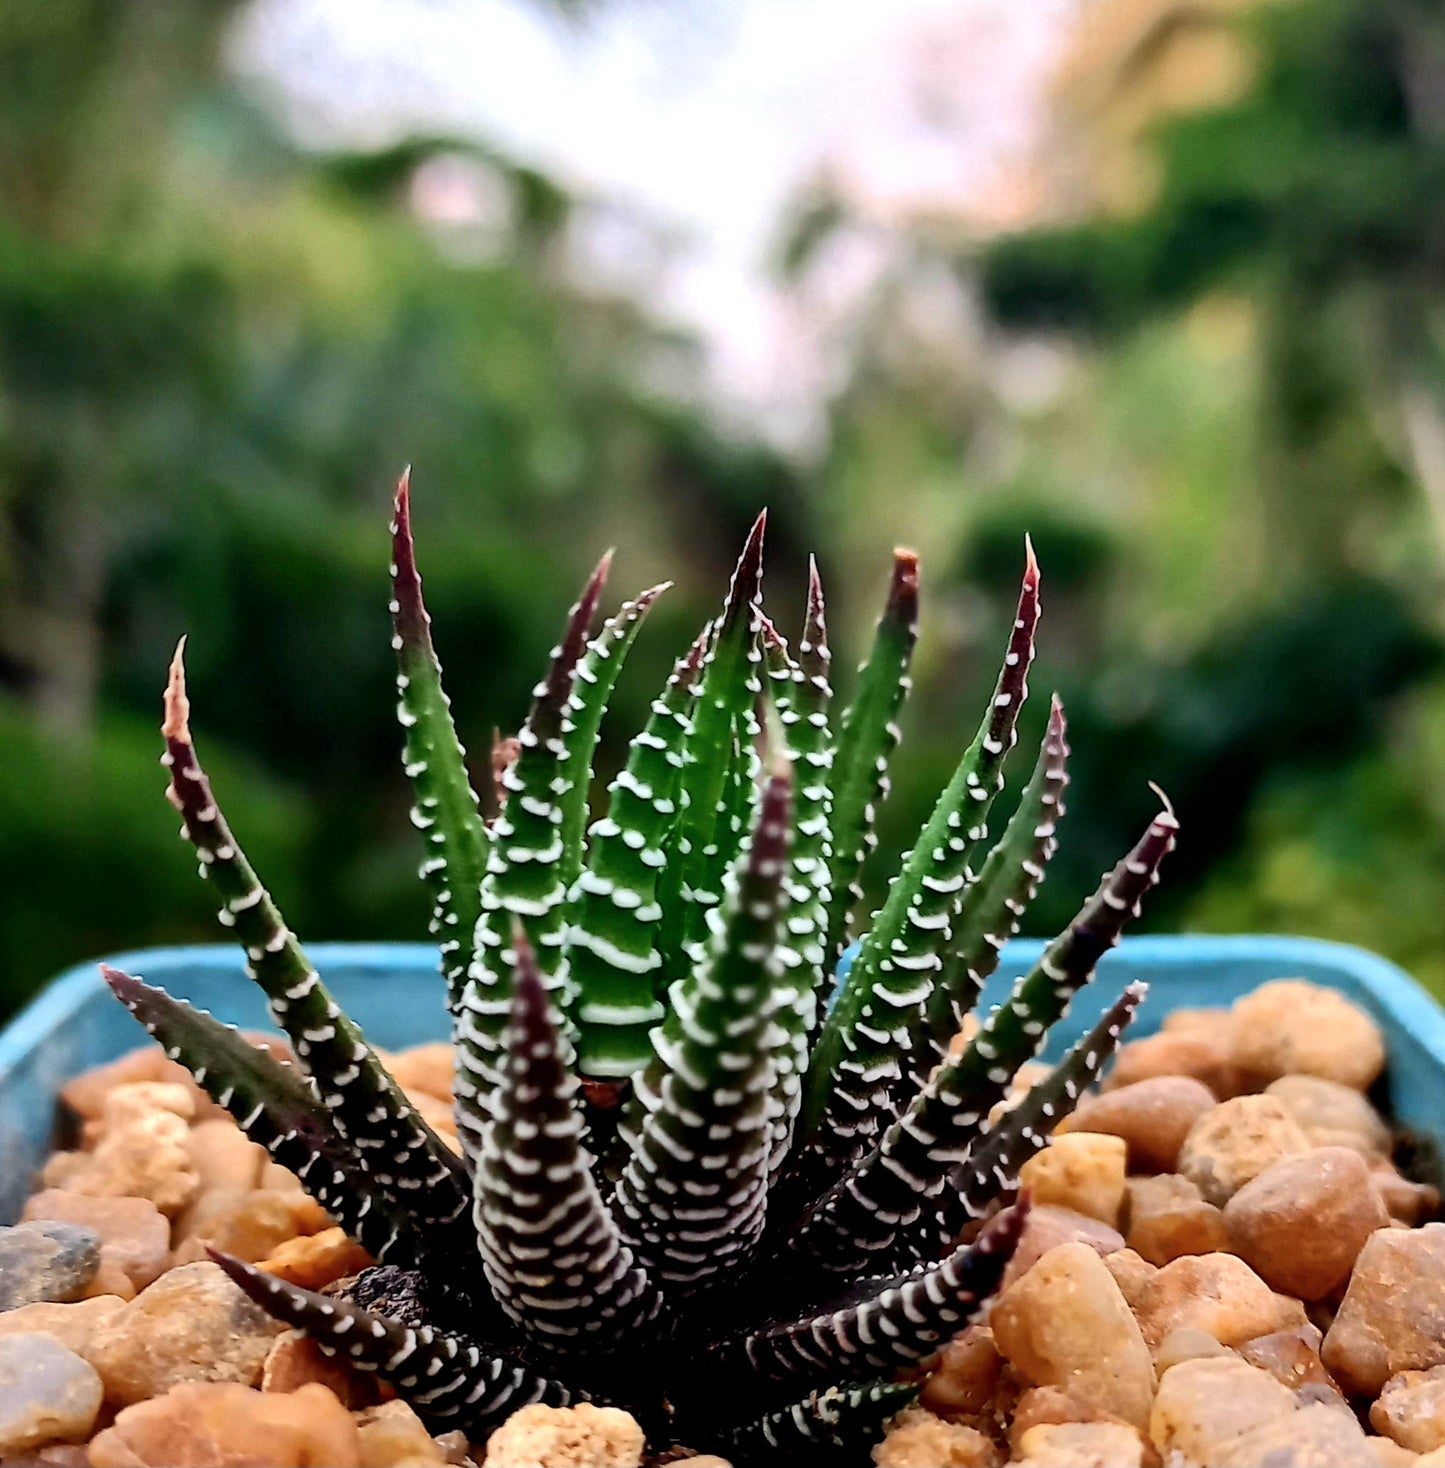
(104, 474), (1179, 1464)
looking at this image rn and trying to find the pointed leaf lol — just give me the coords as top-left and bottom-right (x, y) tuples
(103, 967), (436, 1269)
(556, 580), (671, 900)
(823, 549), (918, 965)
(568, 630), (706, 1080)
(161, 646), (469, 1236)
(723, 1379), (919, 1463)
(759, 569), (834, 1176)
(613, 764), (791, 1292)
(799, 546), (1040, 1177)
(456, 554), (610, 1153)
(949, 981), (1146, 1231)
(904, 695), (1069, 1098)
(208, 1250), (577, 1436)
(473, 927), (664, 1349)
(719, 1202), (1026, 1393)
(656, 512), (767, 984)
(391, 470), (488, 1019)
(795, 798), (1176, 1275)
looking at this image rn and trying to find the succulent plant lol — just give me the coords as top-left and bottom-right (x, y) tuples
(103, 476), (1178, 1463)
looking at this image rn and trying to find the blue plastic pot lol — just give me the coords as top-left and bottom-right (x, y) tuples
(3, 935), (1443, 1224)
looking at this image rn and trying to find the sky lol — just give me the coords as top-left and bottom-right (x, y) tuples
(231, 0), (1078, 444)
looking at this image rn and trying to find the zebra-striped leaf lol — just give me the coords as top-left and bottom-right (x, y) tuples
(795, 798), (1176, 1275)
(473, 926), (664, 1349)
(613, 763), (791, 1292)
(822, 549), (918, 966)
(567, 631), (705, 1080)
(799, 545), (1040, 1178)
(390, 469), (488, 1020)
(161, 645), (469, 1235)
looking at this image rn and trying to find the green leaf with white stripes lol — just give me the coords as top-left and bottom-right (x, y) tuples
(555, 580), (671, 902)
(472, 927), (663, 1348)
(613, 763), (791, 1292)
(796, 798), (1177, 1276)
(161, 645), (469, 1238)
(903, 693), (1070, 1100)
(390, 471), (488, 1020)
(822, 549), (917, 966)
(798, 545), (1041, 1179)
(455, 555), (610, 1157)
(759, 562), (834, 1176)
(656, 513), (767, 986)
(567, 631), (705, 1080)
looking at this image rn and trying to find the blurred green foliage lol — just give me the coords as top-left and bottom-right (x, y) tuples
(972, 0), (1445, 979)
(6, 0), (1445, 1014)
(0, 0), (813, 1010)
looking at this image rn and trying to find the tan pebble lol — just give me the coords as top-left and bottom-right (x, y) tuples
(87, 1380), (360, 1467)
(1017, 1135), (1126, 1228)
(919, 1326), (1002, 1419)
(59, 1047), (204, 1125)
(430, 1430), (471, 1465)
(1230, 979), (1385, 1091)
(1154, 1326), (1233, 1376)
(38, 1153), (91, 1192)
(1057, 1076), (1216, 1173)
(0, 1297), (125, 1356)
(174, 1188), (329, 1265)
(1102, 1249), (1157, 1312)
(1238, 1325), (1345, 1407)
(356, 1400), (446, 1467)
(262, 1330), (380, 1409)
(57, 1111), (200, 1219)
(1266, 1074), (1392, 1157)
(1124, 1174), (1227, 1266)
(1216, 1400), (1372, 1465)
(1008, 1385), (1118, 1452)
(76, 1258), (137, 1304)
(1104, 1029), (1239, 1099)
(1373, 1163), (1441, 1226)
(871, 1405), (998, 1466)
(1176, 1095), (1310, 1207)
(86, 1261), (286, 1405)
(1148, 1355), (1296, 1461)
(1224, 1146), (1388, 1299)
(0, 1334), (103, 1455)
(385, 1044), (455, 1102)
(257, 1226), (372, 1291)
(186, 1120), (267, 1194)
(1133, 1251), (1307, 1351)
(1324, 1223), (1445, 1397)
(1370, 1436), (1425, 1467)
(1012, 1421), (1146, 1467)
(482, 1402), (644, 1467)
(35, 1446), (90, 1466)
(990, 1241), (1155, 1430)
(1161, 1007), (1230, 1034)
(1372, 1366), (1445, 1452)
(258, 1160), (305, 1194)
(98, 1082), (196, 1133)
(1001, 1206), (1124, 1291)
(23, 1191), (170, 1293)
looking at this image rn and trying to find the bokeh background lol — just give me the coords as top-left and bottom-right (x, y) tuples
(4, 0), (1445, 1017)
